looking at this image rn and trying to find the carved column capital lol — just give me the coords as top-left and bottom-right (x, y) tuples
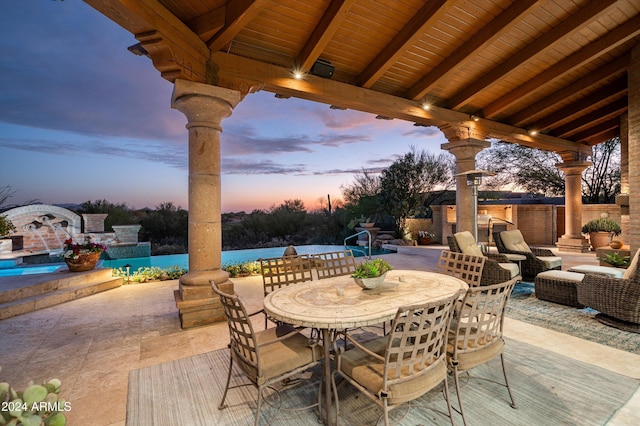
(556, 160), (592, 176)
(136, 31), (208, 83)
(438, 123), (488, 143)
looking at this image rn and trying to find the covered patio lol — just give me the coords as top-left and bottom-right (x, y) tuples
(0, 247), (638, 425)
(83, 0), (640, 327)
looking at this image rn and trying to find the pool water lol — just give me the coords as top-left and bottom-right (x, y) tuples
(103, 245), (390, 271)
(0, 264), (65, 277)
(0, 245), (392, 277)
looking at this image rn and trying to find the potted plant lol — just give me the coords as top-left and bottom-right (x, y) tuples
(62, 237), (107, 272)
(416, 230), (435, 245)
(581, 218), (622, 249)
(351, 258), (393, 289)
(598, 252), (630, 268)
(0, 214), (16, 253)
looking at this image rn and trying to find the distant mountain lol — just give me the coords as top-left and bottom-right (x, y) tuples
(54, 203), (83, 210)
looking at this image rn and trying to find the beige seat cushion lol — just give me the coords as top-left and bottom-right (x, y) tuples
(250, 327), (322, 384)
(536, 270), (584, 282)
(568, 265), (625, 279)
(498, 262), (520, 278)
(454, 231), (484, 257)
(538, 256), (563, 269)
(623, 249), (639, 280)
(339, 337), (446, 405)
(447, 336), (504, 371)
(500, 230), (531, 253)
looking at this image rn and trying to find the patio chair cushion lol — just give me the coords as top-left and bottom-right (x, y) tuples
(500, 230), (532, 253)
(339, 336), (447, 405)
(536, 270), (585, 282)
(538, 256), (563, 270)
(498, 262), (520, 279)
(623, 249), (639, 280)
(454, 231), (484, 257)
(447, 336), (504, 371)
(568, 265), (625, 279)
(244, 327), (323, 384)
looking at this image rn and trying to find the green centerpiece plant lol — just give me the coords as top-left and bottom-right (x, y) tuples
(352, 258), (393, 289)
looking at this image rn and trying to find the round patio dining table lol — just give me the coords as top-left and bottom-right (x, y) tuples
(263, 269), (468, 426)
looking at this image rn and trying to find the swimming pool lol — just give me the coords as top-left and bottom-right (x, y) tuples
(103, 245), (391, 270)
(0, 264), (65, 277)
(0, 245), (392, 277)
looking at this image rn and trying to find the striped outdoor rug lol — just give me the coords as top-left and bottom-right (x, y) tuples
(507, 281), (640, 354)
(127, 338), (639, 425)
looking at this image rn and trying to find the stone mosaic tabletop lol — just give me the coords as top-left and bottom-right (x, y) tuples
(263, 269), (468, 329)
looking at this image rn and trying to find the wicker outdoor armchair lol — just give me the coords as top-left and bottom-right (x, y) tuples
(447, 233), (519, 285)
(493, 230), (562, 280)
(577, 249), (640, 331)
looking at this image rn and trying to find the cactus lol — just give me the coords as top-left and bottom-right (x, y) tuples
(0, 367), (67, 426)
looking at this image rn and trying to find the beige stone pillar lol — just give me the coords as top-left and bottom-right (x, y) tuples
(440, 130), (490, 236)
(171, 79), (241, 328)
(629, 43), (640, 254)
(617, 112), (630, 246)
(556, 161), (591, 252)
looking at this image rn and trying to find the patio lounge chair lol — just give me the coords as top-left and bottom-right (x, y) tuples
(494, 230), (562, 280)
(447, 277), (519, 426)
(212, 282), (323, 426)
(331, 294), (461, 426)
(577, 249), (640, 332)
(448, 232), (520, 285)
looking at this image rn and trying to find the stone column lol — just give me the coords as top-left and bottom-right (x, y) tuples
(617, 112), (630, 246)
(171, 79), (241, 328)
(556, 160), (591, 252)
(439, 127), (490, 236)
(628, 43), (639, 254)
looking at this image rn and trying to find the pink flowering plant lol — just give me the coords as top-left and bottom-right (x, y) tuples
(62, 236), (107, 260)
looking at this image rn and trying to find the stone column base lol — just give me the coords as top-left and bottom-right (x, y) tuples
(174, 270), (234, 328)
(556, 235), (591, 253)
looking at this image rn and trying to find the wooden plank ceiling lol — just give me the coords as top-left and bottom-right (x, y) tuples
(85, 0), (640, 158)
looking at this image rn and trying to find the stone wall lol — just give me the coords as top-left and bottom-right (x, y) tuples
(432, 203), (623, 246)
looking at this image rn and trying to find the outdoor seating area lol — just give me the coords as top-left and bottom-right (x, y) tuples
(1, 245), (638, 426)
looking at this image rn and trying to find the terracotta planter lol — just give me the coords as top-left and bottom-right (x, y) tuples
(65, 252), (102, 272)
(417, 237), (432, 245)
(609, 240), (623, 249)
(588, 232), (612, 250)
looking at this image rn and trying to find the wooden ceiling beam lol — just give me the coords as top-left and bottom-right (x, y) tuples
(447, 0), (618, 110)
(206, 0), (271, 51)
(483, 15), (640, 119)
(553, 97), (627, 138)
(570, 118), (620, 143)
(405, 0), (539, 101)
(356, 0), (450, 89)
(508, 55), (629, 127)
(531, 78), (627, 131)
(297, 0), (357, 73)
(188, 6), (226, 41)
(212, 51), (591, 156)
(86, 0), (210, 82)
(578, 127), (619, 146)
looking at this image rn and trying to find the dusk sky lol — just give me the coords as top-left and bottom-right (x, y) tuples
(0, 1), (448, 213)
